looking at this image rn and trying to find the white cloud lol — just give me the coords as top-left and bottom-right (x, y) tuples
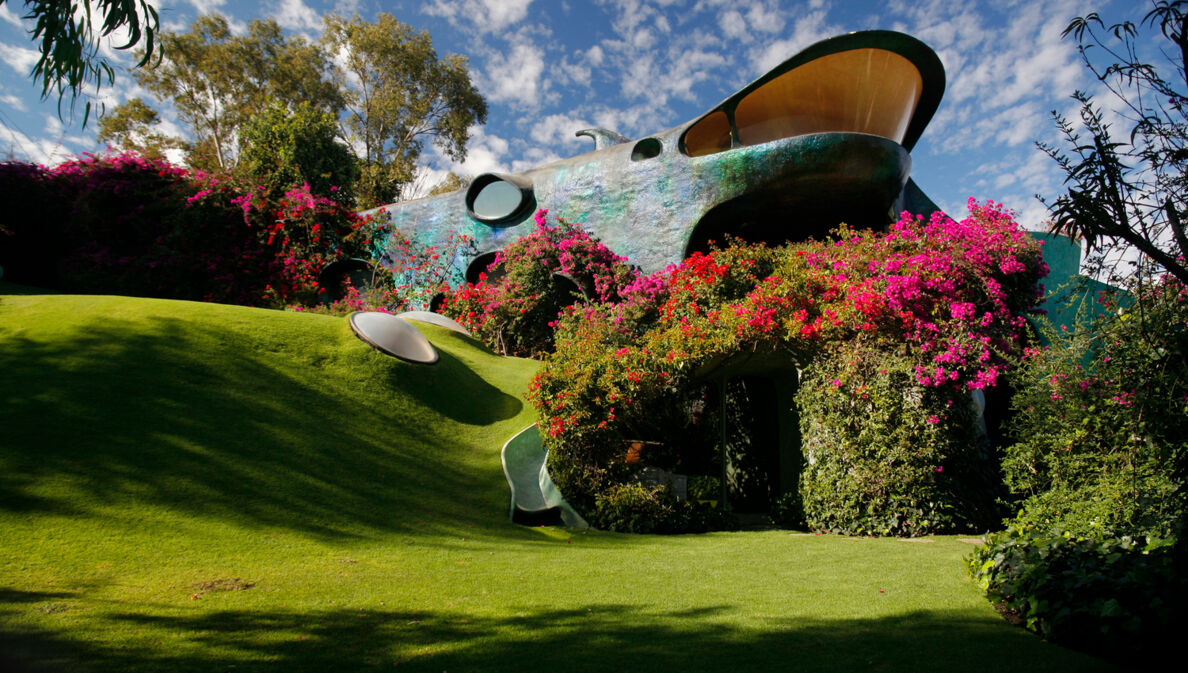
(480, 42), (547, 107)
(270, 0), (322, 34)
(0, 3), (23, 27)
(749, 8), (836, 74)
(510, 146), (564, 172)
(745, 0), (786, 34)
(0, 42), (39, 74)
(0, 122), (75, 165)
(586, 45), (604, 66)
(530, 113), (593, 148)
(183, 0), (228, 11)
(446, 125), (510, 175)
(422, 0), (534, 34)
(720, 10), (747, 40)
(332, 0), (361, 16)
(0, 92), (24, 111)
(993, 102), (1045, 147)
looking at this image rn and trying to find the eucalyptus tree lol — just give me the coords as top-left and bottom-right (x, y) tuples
(323, 12), (487, 208)
(130, 14), (341, 172)
(0, 0), (158, 123)
(235, 100), (357, 203)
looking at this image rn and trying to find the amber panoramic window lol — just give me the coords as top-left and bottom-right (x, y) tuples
(736, 48), (921, 147)
(682, 47), (923, 156)
(683, 110), (732, 157)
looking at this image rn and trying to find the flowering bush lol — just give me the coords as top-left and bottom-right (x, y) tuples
(210, 179), (391, 307)
(0, 161), (64, 287)
(441, 210), (639, 357)
(0, 152), (394, 308)
(530, 200), (1048, 534)
(1001, 276), (1188, 539)
(31, 151), (273, 304)
(297, 230), (475, 316)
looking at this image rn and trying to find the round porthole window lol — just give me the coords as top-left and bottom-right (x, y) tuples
(631, 137), (662, 161)
(466, 173), (535, 225)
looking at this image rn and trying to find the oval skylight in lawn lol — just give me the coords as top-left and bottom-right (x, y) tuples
(349, 311), (439, 364)
(395, 311), (472, 336)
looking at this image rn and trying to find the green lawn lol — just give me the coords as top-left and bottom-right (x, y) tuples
(0, 285), (1118, 672)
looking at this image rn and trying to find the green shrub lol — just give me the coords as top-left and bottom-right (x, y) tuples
(770, 492), (806, 529)
(967, 526), (1186, 659)
(1002, 277), (1188, 539)
(591, 482), (738, 534)
(236, 100), (358, 205)
(591, 483), (677, 534)
(798, 342), (1003, 536)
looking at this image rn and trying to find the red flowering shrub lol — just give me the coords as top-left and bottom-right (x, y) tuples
(207, 180), (391, 307)
(530, 200), (1048, 534)
(441, 209), (639, 357)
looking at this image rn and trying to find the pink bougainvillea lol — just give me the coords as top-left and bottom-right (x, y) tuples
(528, 199), (1048, 531)
(1, 151), (397, 309)
(440, 209), (639, 357)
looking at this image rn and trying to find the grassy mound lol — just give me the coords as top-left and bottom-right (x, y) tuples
(0, 286), (1121, 672)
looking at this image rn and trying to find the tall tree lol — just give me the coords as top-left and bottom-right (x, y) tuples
(323, 13), (487, 208)
(1039, 1), (1188, 285)
(133, 14), (341, 172)
(0, 0), (158, 123)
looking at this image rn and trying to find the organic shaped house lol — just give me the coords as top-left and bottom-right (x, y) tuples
(369, 29), (945, 287)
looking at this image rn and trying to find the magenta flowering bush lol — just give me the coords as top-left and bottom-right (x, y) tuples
(530, 199), (1048, 533)
(0, 152), (392, 308)
(441, 209), (639, 357)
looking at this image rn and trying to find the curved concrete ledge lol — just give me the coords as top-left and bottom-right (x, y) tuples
(500, 424), (588, 529)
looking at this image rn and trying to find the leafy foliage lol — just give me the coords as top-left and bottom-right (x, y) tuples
(95, 96), (183, 160)
(798, 342), (1001, 536)
(0, 0), (158, 122)
(1038, 2), (1188, 284)
(131, 14), (342, 172)
(235, 100), (358, 204)
(967, 526), (1186, 659)
(1001, 277), (1188, 539)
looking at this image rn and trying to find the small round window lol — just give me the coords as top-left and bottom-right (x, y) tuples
(631, 137), (662, 161)
(466, 173), (535, 225)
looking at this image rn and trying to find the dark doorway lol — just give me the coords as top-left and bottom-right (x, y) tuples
(697, 367), (801, 517)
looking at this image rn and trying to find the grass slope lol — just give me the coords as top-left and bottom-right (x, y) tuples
(0, 286), (1119, 672)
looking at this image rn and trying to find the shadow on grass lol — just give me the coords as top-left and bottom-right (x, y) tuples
(0, 589), (1118, 673)
(0, 281), (54, 296)
(0, 312), (523, 539)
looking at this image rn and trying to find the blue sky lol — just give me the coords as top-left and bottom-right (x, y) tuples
(0, 0), (1147, 230)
